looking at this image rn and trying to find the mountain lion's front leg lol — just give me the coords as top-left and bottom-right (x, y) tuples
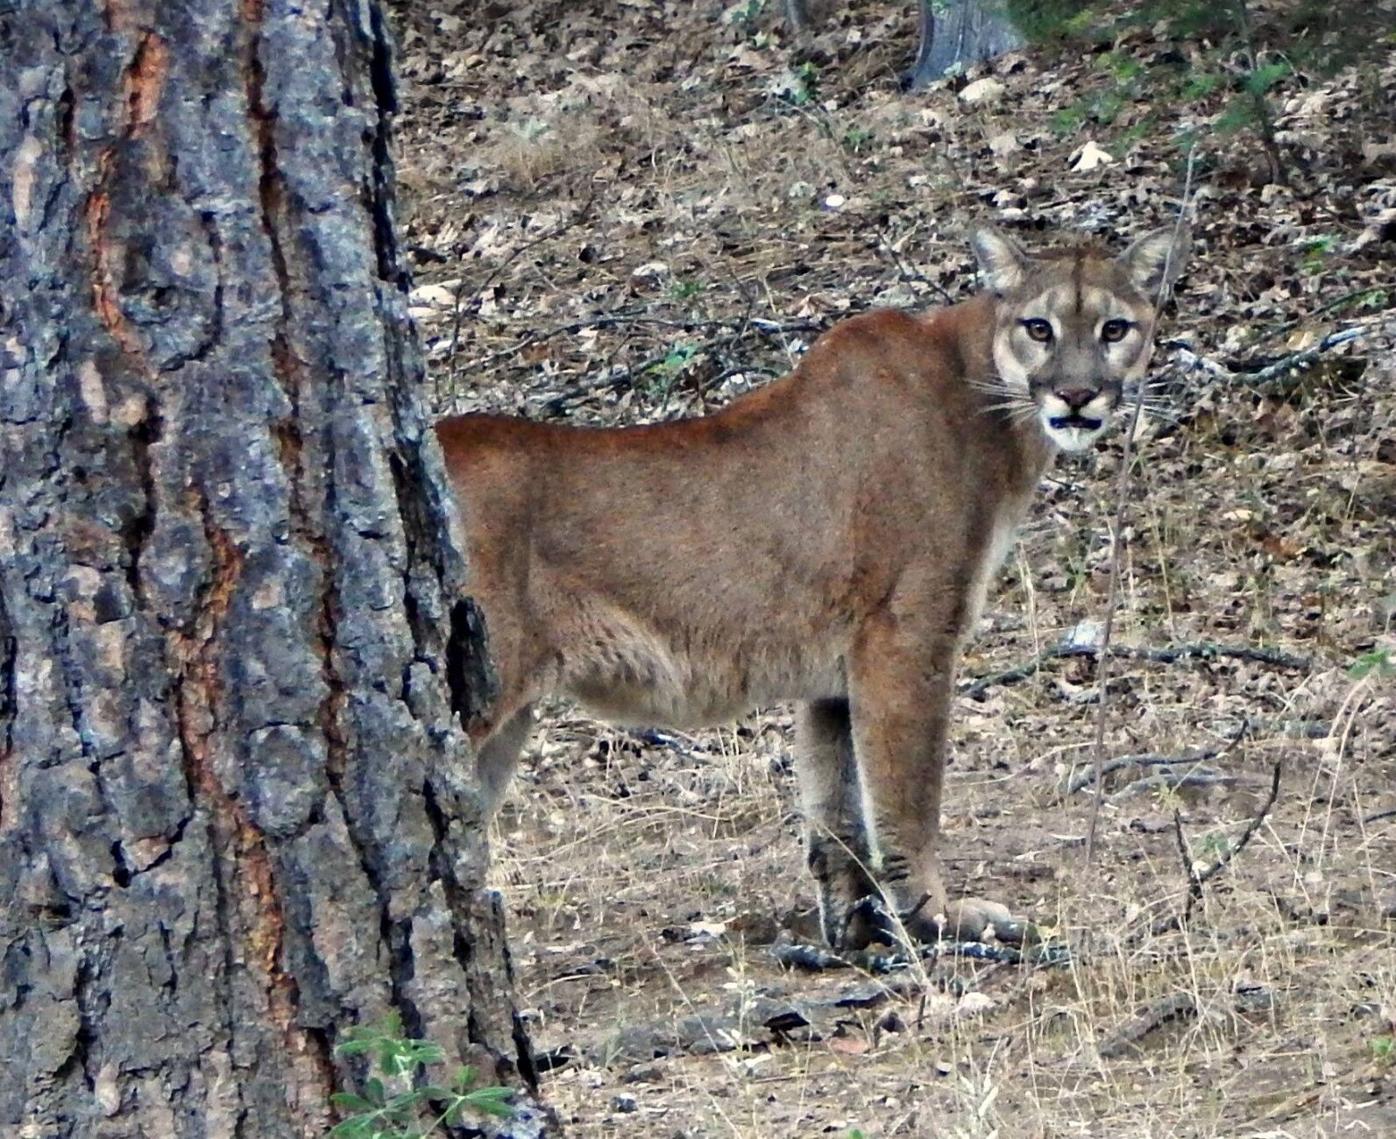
(796, 698), (881, 948)
(849, 613), (1007, 945)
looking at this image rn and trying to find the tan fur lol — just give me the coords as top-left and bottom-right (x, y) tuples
(437, 228), (1187, 948)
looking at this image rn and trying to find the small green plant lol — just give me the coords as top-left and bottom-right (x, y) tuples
(1015, 0), (1396, 180)
(774, 60), (819, 106)
(1116, 117), (1154, 148)
(1349, 648), (1395, 681)
(842, 125), (870, 151)
(1179, 70), (1226, 101)
(511, 118), (550, 143)
(1011, 0), (1102, 43)
(668, 278), (707, 302)
(1298, 234), (1338, 271)
(1089, 88), (1127, 127)
(1096, 49), (1143, 83)
(1371, 1035), (1395, 1065)
(1199, 831), (1232, 861)
(657, 343), (699, 375)
(330, 1014), (514, 1138)
(640, 342), (701, 399)
(841, 124), (872, 153)
(1050, 103), (1087, 136)
(723, 0), (768, 38)
(794, 61), (820, 105)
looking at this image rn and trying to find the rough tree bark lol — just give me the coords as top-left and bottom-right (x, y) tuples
(0, 2), (551, 1136)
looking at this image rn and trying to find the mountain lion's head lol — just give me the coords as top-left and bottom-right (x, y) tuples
(971, 227), (1189, 451)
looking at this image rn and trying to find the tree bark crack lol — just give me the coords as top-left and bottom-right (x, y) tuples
(121, 394), (161, 604)
(0, 585), (15, 826)
(365, 3), (402, 287)
(421, 779), (475, 981)
(170, 497), (327, 1125)
(58, 931), (118, 1096)
(85, 24), (167, 364)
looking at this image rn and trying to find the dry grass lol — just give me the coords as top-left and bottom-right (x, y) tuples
(385, 1), (1396, 1133)
(487, 528), (1393, 1138)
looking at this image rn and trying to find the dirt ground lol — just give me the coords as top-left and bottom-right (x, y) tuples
(383, 2), (1395, 1134)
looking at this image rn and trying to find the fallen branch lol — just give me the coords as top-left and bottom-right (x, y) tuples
(1067, 717), (1251, 796)
(874, 221), (956, 304)
(1173, 760), (1282, 927)
(770, 935), (1070, 974)
(1169, 320), (1390, 391)
(1098, 980), (1282, 1060)
(1250, 288), (1393, 350)
(1115, 768), (1230, 801)
(1228, 324), (1374, 387)
(1063, 752), (1218, 795)
(960, 640), (1312, 700)
(1097, 991), (1199, 1058)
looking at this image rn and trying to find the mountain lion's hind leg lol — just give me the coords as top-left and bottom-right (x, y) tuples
(796, 698), (882, 948)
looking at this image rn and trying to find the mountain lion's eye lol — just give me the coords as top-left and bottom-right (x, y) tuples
(1022, 319), (1053, 343)
(1101, 319), (1130, 343)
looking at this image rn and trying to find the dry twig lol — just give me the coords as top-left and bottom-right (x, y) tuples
(960, 639), (1310, 701)
(1085, 154), (1197, 863)
(1167, 760), (1282, 930)
(1232, 325), (1372, 386)
(447, 191), (597, 358)
(1064, 751), (1219, 795)
(1064, 714), (1251, 794)
(1097, 991), (1199, 1058)
(1170, 320), (1387, 391)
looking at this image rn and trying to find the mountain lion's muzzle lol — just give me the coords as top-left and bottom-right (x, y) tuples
(1033, 376), (1122, 448)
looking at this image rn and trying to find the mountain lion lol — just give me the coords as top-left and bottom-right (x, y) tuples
(437, 226), (1188, 948)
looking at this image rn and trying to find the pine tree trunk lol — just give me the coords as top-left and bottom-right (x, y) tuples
(906, 0), (1025, 89)
(783, 1), (1024, 86)
(0, 2), (550, 1135)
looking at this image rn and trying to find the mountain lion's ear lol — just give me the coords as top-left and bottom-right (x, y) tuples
(970, 227), (1031, 293)
(1119, 224), (1190, 299)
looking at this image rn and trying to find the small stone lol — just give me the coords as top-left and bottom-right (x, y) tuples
(621, 1065), (664, 1084)
(987, 131), (1019, 156)
(1070, 140), (1115, 171)
(957, 991), (996, 1017)
(611, 1093), (638, 1113)
(959, 77), (1005, 105)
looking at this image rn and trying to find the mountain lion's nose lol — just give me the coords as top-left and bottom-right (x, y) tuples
(1054, 387), (1097, 410)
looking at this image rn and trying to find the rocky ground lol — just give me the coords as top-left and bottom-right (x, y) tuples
(384, 2), (1395, 1134)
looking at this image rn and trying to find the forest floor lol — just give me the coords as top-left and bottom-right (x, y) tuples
(385, 2), (1396, 1135)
